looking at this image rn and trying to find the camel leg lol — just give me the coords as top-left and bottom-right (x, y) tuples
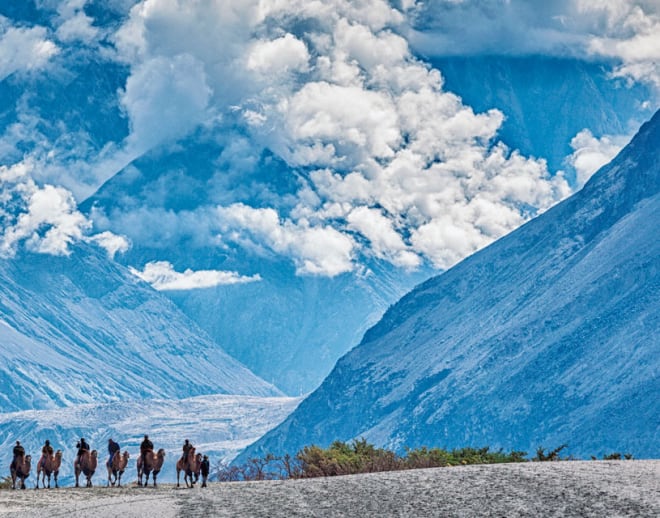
(176, 469), (180, 488)
(54, 472), (58, 488)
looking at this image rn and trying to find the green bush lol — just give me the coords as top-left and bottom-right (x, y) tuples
(534, 444), (568, 461)
(227, 440), (634, 481)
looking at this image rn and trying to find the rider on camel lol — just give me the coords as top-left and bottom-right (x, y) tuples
(140, 434), (153, 469)
(76, 437), (90, 466)
(41, 439), (54, 469)
(107, 438), (120, 467)
(11, 440), (25, 471)
(181, 439), (193, 464)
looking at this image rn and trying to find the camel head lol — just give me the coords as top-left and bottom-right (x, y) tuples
(91, 450), (98, 458)
(157, 448), (166, 459)
(55, 450), (63, 459)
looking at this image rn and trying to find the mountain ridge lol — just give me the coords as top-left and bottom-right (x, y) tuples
(238, 110), (660, 461)
(0, 241), (281, 413)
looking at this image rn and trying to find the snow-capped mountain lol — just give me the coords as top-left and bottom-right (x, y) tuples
(0, 242), (281, 413)
(0, 394), (300, 485)
(239, 110), (660, 461)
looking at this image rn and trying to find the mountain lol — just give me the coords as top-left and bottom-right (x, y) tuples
(431, 56), (655, 175)
(0, 394), (300, 485)
(1, 2), (654, 399)
(80, 56), (653, 396)
(239, 110), (660, 461)
(0, 242), (281, 413)
(81, 143), (430, 394)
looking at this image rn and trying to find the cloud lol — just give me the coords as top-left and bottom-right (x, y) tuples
(0, 161), (128, 259)
(0, 17), (59, 81)
(89, 0), (575, 274)
(583, 1), (660, 90)
(568, 129), (630, 186)
(403, 0), (660, 92)
(129, 260), (261, 290)
(216, 204), (356, 276)
(120, 53), (212, 154)
(86, 231), (130, 259)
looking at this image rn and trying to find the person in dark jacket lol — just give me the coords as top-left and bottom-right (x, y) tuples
(200, 455), (210, 487)
(140, 434), (153, 469)
(41, 439), (54, 468)
(76, 437), (90, 466)
(181, 439), (193, 463)
(11, 441), (25, 470)
(107, 438), (120, 467)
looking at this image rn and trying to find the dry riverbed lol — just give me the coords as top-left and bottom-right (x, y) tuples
(1, 460), (657, 517)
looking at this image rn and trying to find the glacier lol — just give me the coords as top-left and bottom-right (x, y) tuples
(239, 110), (660, 462)
(0, 394), (300, 486)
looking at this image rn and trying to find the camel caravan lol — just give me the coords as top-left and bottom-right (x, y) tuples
(6, 436), (211, 490)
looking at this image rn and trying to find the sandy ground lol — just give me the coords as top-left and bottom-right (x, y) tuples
(0, 460), (657, 517)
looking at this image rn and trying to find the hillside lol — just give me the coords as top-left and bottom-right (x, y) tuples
(240, 110), (660, 460)
(0, 242), (280, 413)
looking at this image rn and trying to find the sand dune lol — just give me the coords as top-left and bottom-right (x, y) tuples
(1, 460), (658, 517)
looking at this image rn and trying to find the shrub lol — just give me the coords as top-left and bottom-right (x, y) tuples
(534, 444), (568, 461)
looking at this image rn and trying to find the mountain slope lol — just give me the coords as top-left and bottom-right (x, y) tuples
(0, 243), (281, 413)
(240, 110), (660, 460)
(79, 57), (652, 395)
(432, 56), (655, 174)
(82, 143), (430, 394)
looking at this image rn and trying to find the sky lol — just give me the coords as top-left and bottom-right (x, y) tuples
(0, 0), (658, 287)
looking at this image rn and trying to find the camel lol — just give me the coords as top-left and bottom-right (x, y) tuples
(107, 450), (130, 487)
(10, 454), (31, 490)
(74, 450), (98, 488)
(176, 448), (201, 488)
(36, 450), (62, 489)
(137, 448), (165, 487)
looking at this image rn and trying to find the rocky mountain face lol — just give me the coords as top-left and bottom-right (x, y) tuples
(433, 56), (655, 174)
(239, 110), (660, 461)
(0, 242), (281, 413)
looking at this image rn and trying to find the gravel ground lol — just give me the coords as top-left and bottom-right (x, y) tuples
(1, 460), (657, 517)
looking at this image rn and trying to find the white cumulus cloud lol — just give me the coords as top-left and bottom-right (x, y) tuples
(0, 161), (128, 259)
(404, 0), (660, 92)
(130, 260), (261, 290)
(0, 17), (59, 81)
(568, 129), (630, 186)
(99, 0), (574, 274)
